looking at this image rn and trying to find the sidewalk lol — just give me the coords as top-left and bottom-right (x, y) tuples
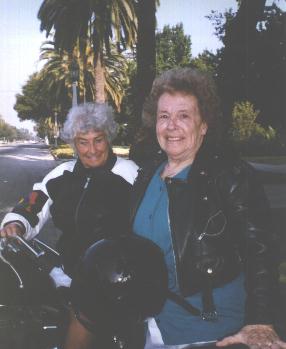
(249, 161), (286, 258)
(250, 162), (286, 338)
(249, 161), (286, 175)
(250, 161), (286, 208)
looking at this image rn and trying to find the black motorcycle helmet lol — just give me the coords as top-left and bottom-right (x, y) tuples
(70, 234), (168, 334)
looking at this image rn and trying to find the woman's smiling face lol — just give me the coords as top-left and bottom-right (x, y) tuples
(156, 92), (208, 163)
(74, 130), (109, 168)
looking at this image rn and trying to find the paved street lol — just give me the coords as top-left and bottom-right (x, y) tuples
(0, 142), (62, 246)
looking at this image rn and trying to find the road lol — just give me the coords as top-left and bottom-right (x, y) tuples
(0, 142), (62, 246)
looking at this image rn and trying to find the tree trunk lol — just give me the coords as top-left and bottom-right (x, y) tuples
(94, 53), (106, 104)
(135, 0), (156, 125)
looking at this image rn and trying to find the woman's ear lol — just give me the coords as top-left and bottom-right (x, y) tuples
(201, 123), (208, 136)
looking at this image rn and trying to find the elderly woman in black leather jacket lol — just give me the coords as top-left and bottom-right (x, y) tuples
(54, 71), (285, 349)
(130, 68), (286, 349)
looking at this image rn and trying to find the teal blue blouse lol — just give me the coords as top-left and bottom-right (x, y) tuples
(133, 163), (246, 345)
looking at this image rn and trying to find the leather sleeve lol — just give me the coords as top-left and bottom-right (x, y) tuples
(220, 161), (280, 325)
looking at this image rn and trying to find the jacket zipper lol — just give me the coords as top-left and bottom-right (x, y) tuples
(74, 176), (91, 234)
(198, 232), (206, 241)
(167, 197), (179, 290)
(197, 210), (226, 241)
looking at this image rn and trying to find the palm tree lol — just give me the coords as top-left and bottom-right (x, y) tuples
(39, 42), (72, 108)
(39, 41), (128, 111)
(38, 0), (137, 104)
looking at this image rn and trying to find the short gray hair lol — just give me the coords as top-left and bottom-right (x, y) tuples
(61, 103), (119, 144)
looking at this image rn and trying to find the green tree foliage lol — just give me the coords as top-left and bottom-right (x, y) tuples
(14, 65), (70, 139)
(14, 68), (69, 140)
(231, 101), (270, 140)
(14, 73), (52, 122)
(103, 47), (130, 111)
(14, 41), (129, 135)
(116, 57), (137, 144)
(38, 42), (76, 112)
(0, 116), (14, 140)
(38, 0), (137, 104)
(121, 23), (193, 144)
(35, 117), (56, 142)
(208, 1), (286, 136)
(229, 101), (281, 155)
(190, 50), (219, 75)
(0, 116), (31, 141)
(156, 23), (191, 73)
(254, 4), (286, 130)
(39, 41), (128, 112)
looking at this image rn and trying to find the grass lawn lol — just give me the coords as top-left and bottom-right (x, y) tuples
(52, 144), (286, 165)
(112, 145), (130, 157)
(50, 144), (75, 159)
(50, 144), (130, 159)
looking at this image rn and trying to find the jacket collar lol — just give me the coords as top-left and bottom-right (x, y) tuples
(137, 140), (238, 184)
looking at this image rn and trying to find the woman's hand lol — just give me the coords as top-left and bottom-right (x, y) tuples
(64, 310), (94, 349)
(216, 325), (286, 349)
(0, 222), (24, 238)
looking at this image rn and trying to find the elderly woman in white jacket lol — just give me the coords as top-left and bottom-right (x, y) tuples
(0, 102), (138, 280)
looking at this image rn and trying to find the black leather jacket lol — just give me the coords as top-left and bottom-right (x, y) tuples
(130, 143), (279, 325)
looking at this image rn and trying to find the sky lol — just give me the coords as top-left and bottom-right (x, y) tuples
(0, 0), (282, 133)
(0, 0), (46, 132)
(156, 0), (237, 54)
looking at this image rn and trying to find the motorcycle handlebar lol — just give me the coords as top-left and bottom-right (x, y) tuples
(15, 235), (45, 258)
(0, 235), (46, 259)
(0, 235), (63, 290)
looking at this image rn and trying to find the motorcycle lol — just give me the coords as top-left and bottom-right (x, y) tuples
(0, 235), (70, 349)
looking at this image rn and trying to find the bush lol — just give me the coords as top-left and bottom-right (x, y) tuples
(229, 101), (285, 156)
(51, 144), (75, 159)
